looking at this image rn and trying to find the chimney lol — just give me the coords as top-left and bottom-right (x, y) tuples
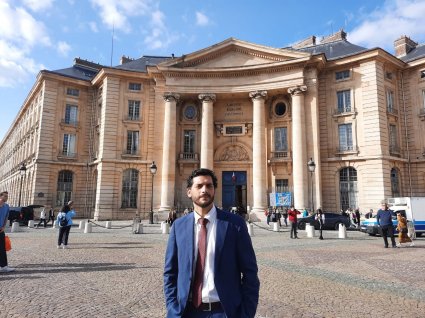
(292, 36), (316, 49)
(394, 36), (417, 58)
(120, 55), (134, 65)
(320, 29), (347, 44)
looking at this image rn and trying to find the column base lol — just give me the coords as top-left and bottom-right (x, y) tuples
(249, 207), (267, 222)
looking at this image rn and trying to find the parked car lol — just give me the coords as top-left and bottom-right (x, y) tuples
(8, 205), (41, 225)
(297, 212), (351, 230)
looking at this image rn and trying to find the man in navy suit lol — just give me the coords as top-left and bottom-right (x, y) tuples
(164, 169), (260, 317)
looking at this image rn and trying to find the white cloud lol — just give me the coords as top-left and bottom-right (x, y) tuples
(348, 0), (425, 51)
(196, 12), (209, 26)
(57, 41), (71, 56)
(0, 2), (51, 88)
(22, 0), (55, 12)
(90, 0), (153, 33)
(144, 9), (179, 50)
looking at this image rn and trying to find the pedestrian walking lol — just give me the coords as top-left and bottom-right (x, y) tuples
(57, 202), (76, 249)
(282, 207), (288, 227)
(396, 212), (414, 247)
(288, 206), (301, 239)
(36, 207), (47, 228)
(376, 200), (397, 248)
(355, 208), (361, 227)
(0, 191), (15, 272)
(315, 208), (325, 240)
(47, 207), (55, 225)
(164, 168), (259, 317)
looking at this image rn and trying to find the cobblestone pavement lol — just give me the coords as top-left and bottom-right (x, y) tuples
(1, 220), (424, 318)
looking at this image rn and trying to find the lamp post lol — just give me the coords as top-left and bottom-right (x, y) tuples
(149, 161), (157, 224)
(307, 158), (316, 213)
(18, 163), (27, 206)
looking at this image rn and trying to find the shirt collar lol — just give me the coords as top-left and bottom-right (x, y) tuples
(194, 205), (217, 224)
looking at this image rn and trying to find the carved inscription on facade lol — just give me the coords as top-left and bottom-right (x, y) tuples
(224, 103), (243, 117)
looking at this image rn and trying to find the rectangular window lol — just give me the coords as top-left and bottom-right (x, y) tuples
(276, 179), (289, 193)
(126, 131), (139, 155)
(62, 134), (76, 157)
(274, 127), (288, 151)
(338, 124), (353, 151)
(421, 70), (425, 78)
(389, 124), (398, 149)
(335, 70), (350, 80)
(387, 90), (395, 113)
(66, 88), (79, 97)
(128, 100), (140, 120)
(65, 104), (78, 125)
(337, 90), (351, 113)
(183, 130), (195, 154)
(129, 83), (142, 91)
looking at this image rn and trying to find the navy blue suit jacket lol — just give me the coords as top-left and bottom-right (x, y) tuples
(164, 208), (260, 317)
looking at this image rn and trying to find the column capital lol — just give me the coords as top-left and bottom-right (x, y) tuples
(249, 90), (267, 100)
(163, 92), (180, 102)
(288, 85), (307, 96)
(198, 93), (216, 102)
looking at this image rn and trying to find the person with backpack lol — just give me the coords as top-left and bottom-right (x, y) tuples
(57, 202), (76, 249)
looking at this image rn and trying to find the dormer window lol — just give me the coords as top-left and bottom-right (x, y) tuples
(335, 70), (350, 81)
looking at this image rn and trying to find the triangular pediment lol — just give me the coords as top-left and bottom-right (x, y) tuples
(158, 38), (311, 70)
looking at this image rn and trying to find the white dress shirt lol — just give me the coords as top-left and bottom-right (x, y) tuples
(193, 206), (220, 303)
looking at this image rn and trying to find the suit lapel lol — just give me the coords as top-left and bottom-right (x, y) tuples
(215, 209), (228, 269)
(181, 214), (195, 274)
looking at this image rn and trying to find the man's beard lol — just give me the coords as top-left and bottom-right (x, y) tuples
(193, 194), (214, 208)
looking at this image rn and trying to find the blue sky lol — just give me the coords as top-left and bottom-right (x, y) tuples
(1, 0), (425, 142)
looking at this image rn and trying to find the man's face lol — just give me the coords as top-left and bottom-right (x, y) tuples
(0, 193), (8, 203)
(187, 175), (215, 209)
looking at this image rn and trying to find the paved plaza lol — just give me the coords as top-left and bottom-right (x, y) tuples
(1, 220), (424, 318)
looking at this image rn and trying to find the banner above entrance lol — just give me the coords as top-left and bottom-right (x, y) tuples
(269, 192), (292, 207)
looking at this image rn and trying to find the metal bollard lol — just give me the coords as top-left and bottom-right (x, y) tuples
(338, 223), (347, 239)
(79, 220), (86, 229)
(162, 222), (170, 234)
(28, 220), (35, 228)
(272, 222), (279, 232)
(11, 222), (19, 233)
(247, 222), (254, 237)
(306, 224), (315, 238)
(84, 222), (92, 233)
(105, 221), (112, 229)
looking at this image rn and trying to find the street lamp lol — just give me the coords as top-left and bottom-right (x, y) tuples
(149, 161), (157, 224)
(307, 158), (316, 213)
(18, 162), (27, 206)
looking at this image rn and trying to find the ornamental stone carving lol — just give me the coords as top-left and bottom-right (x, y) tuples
(287, 85), (307, 95)
(249, 90), (267, 100)
(219, 144), (250, 161)
(163, 92), (180, 102)
(198, 93), (216, 102)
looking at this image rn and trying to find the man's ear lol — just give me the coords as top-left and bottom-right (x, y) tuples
(187, 188), (191, 198)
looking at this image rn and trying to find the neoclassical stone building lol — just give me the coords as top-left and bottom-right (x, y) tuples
(1, 30), (425, 220)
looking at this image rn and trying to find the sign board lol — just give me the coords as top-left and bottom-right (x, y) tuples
(269, 192), (292, 207)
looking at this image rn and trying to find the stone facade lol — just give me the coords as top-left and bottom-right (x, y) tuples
(1, 32), (425, 220)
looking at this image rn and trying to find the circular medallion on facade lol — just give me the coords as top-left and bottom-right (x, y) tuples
(275, 102), (287, 116)
(184, 105), (197, 120)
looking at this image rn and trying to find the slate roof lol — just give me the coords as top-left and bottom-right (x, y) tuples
(294, 39), (368, 60)
(50, 65), (99, 81)
(115, 56), (172, 72)
(400, 44), (425, 62)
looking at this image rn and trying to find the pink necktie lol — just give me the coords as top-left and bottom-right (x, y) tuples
(192, 218), (208, 308)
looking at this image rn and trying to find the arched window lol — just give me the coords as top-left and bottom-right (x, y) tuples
(339, 167), (358, 211)
(391, 168), (401, 197)
(122, 169), (138, 208)
(57, 170), (73, 206)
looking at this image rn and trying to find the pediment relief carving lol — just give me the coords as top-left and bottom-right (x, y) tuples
(158, 38), (310, 70)
(215, 143), (251, 162)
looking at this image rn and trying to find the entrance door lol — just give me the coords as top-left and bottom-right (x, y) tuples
(222, 171), (247, 211)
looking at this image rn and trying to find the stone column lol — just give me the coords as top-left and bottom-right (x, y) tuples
(199, 93), (216, 169)
(249, 90), (267, 214)
(288, 85), (308, 210)
(160, 93), (179, 211)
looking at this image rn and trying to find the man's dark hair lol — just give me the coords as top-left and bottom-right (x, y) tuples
(187, 169), (218, 189)
(0, 191), (8, 197)
(61, 204), (71, 213)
